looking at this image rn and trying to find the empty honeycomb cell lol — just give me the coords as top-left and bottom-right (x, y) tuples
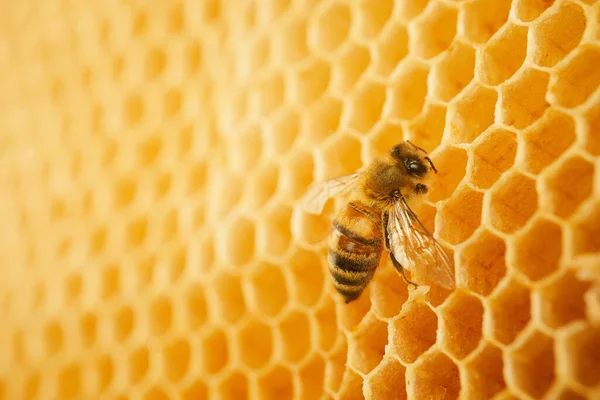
(365, 357), (407, 400)
(477, 24), (528, 86)
(315, 298), (338, 352)
(439, 291), (484, 359)
(257, 366), (294, 400)
(518, 109), (575, 174)
(506, 330), (555, 398)
(44, 320), (63, 357)
(429, 41), (475, 103)
(80, 312), (97, 349)
(201, 328), (228, 375)
(163, 89), (182, 119)
(487, 279), (531, 345)
(278, 310), (311, 364)
(541, 155), (594, 219)
(344, 81), (387, 132)
(101, 266), (120, 300)
(218, 371), (248, 400)
(64, 273), (82, 302)
(336, 369), (364, 400)
(498, 67), (550, 129)
(113, 177), (137, 209)
(96, 354), (114, 393)
(407, 350), (460, 399)
(426, 145), (468, 202)
(396, 0), (429, 21)
(246, 262), (288, 318)
(534, 269), (591, 329)
(227, 125), (263, 173)
(249, 72), (285, 116)
(437, 184), (483, 245)
(530, 1), (586, 68)
(246, 164), (279, 208)
(58, 363), (81, 399)
(406, 103), (446, 151)
(384, 60), (429, 121)
(129, 346), (149, 385)
(301, 96), (343, 146)
(264, 108), (299, 156)
(338, 293), (372, 332)
(571, 200), (600, 256)
(549, 45), (600, 108)
(289, 58), (330, 106)
(410, 2), (457, 59)
(114, 305), (134, 343)
(330, 44), (370, 97)
(461, 0), (511, 44)
(446, 82), (497, 144)
(461, 228), (506, 295)
(324, 337), (348, 393)
(272, 17), (308, 64)
(582, 101), (600, 155)
(150, 296), (172, 335)
(123, 94), (144, 127)
(238, 319), (273, 370)
(514, 0), (555, 22)
(309, 2), (352, 55)
(487, 171), (538, 234)
(463, 343), (506, 398)
(216, 215), (255, 267)
(126, 217), (148, 248)
(365, 121), (404, 160)
(212, 272), (246, 324)
(315, 132), (362, 179)
(355, 0), (393, 40)
(372, 23), (409, 78)
(257, 205), (292, 259)
(291, 208), (331, 247)
(469, 128), (517, 190)
(182, 380), (208, 400)
(298, 355), (325, 400)
(145, 387), (169, 400)
(511, 216), (562, 281)
(163, 338), (190, 382)
(369, 267), (409, 319)
(389, 300), (437, 364)
(287, 248), (324, 307)
(237, 35), (270, 80)
(561, 323), (600, 387)
(347, 315), (388, 374)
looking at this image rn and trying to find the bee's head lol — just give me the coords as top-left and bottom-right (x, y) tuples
(389, 140), (437, 197)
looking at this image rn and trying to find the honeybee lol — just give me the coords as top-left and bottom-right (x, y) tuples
(303, 140), (454, 303)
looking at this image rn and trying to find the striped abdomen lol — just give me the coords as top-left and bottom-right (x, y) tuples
(328, 202), (383, 303)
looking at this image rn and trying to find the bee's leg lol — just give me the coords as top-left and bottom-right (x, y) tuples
(383, 213), (418, 289)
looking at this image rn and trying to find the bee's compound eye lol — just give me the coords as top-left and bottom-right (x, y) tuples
(408, 161), (420, 171)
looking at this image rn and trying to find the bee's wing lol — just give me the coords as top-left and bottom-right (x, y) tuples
(387, 198), (455, 289)
(302, 173), (361, 215)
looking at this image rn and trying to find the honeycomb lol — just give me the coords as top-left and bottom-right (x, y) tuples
(1, 0), (599, 399)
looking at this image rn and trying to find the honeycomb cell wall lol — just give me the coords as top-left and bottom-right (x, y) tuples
(1, 0), (599, 399)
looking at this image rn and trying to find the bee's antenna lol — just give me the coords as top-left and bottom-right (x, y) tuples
(406, 140), (427, 154)
(425, 156), (438, 174)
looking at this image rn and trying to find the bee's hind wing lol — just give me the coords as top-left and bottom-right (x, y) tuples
(302, 173), (361, 215)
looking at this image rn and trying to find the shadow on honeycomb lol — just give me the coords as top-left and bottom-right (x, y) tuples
(0, 0), (599, 399)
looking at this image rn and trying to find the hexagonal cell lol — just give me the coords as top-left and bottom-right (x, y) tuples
(324, 338), (348, 393)
(211, 272), (246, 323)
(396, 0), (429, 21)
(460, 0), (511, 44)
(439, 291), (484, 359)
(389, 300), (437, 364)
(426, 145), (468, 202)
(369, 266), (409, 319)
(182, 380), (208, 400)
(113, 305), (134, 343)
(200, 328), (228, 375)
(347, 314), (388, 374)
(330, 44), (370, 97)
(123, 94), (145, 127)
(298, 355), (325, 400)
(429, 41), (475, 103)
(477, 23), (528, 86)
(238, 318), (273, 369)
(549, 46), (600, 109)
(407, 351), (460, 399)
(163, 338), (190, 383)
(343, 81), (387, 132)
(561, 323), (600, 387)
(291, 208), (331, 248)
(184, 283), (207, 330)
(582, 100), (600, 156)
(365, 357), (406, 400)
(206, 173), (243, 221)
(44, 320), (64, 357)
(487, 171), (538, 234)
(80, 312), (97, 349)
(257, 366), (294, 400)
(534, 268), (591, 330)
(301, 96), (343, 146)
(457, 229), (506, 296)
(246, 163), (279, 208)
(514, 0), (555, 22)
(246, 262), (288, 317)
(486, 279), (531, 345)
(541, 155), (594, 219)
(216, 215), (255, 267)
(337, 290), (372, 331)
(518, 109), (575, 174)
(463, 342), (506, 398)
(248, 72), (285, 116)
(287, 247), (324, 306)
(95, 354), (113, 393)
(355, 0), (393, 39)
(256, 204), (292, 259)
(530, 1), (586, 68)
(150, 296), (172, 335)
(144, 387), (170, 400)
(289, 58), (330, 106)
(336, 368), (364, 400)
(126, 216), (148, 248)
(218, 371), (248, 400)
(438, 184), (483, 245)
(384, 60), (429, 121)
(263, 108), (299, 156)
(410, 1), (457, 59)
(446, 82), (497, 144)
(372, 22), (409, 78)
(468, 128), (517, 190)
(365, 121), (403, 160)
(113, 176), (138, 210)
(506, 330), (555, 398)
(406, 103), (446, 151)
(226, 124), (263, 174)
(278, 310), (311, 364)
(308, 2), (352, 55)
(272, 16), (308, 64)
(511, 216), (562, 281)
(315, 297), (338, 352)
(58, 363), (81, 398)
(236, 34), (270, 80)
(314, 132), (362, 179)
(498, 67), (550, 129)
(571, 200), (600, 256)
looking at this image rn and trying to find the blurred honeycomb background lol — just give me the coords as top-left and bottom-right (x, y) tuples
(1, 0), (600, 399)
